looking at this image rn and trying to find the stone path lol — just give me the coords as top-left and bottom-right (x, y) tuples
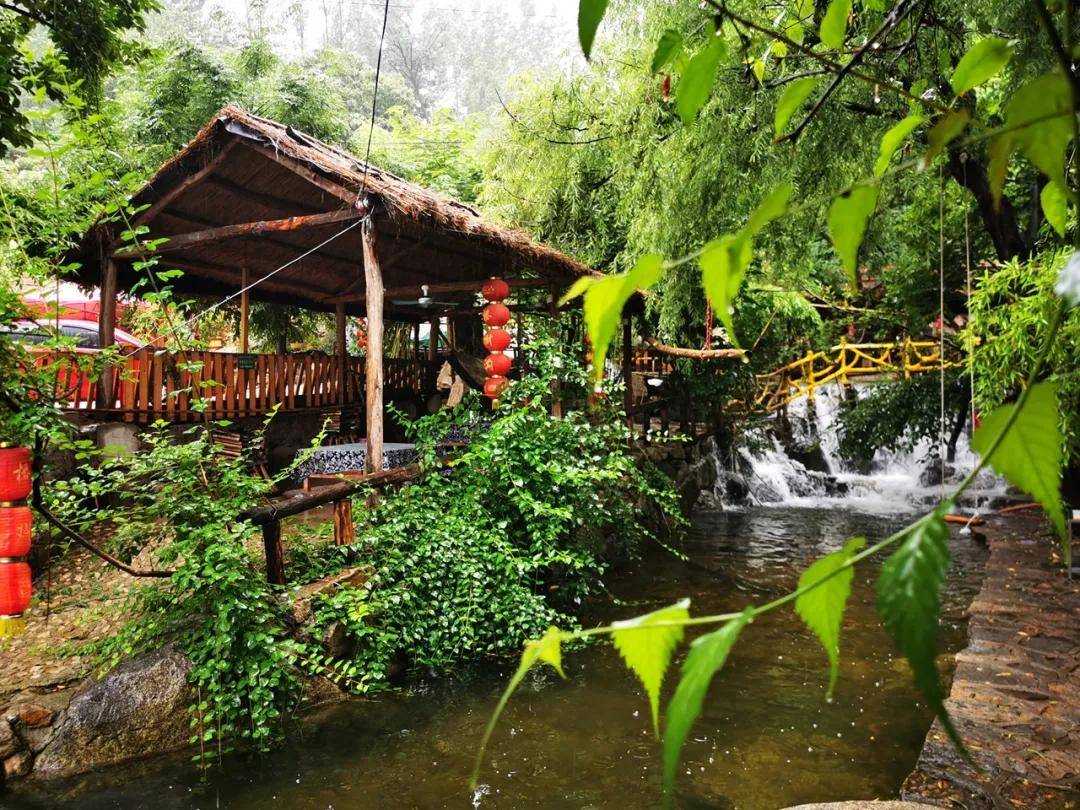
(901, 515), (1080, 808)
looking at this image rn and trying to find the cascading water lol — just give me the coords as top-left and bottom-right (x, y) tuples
(713, 385), (1005, 514)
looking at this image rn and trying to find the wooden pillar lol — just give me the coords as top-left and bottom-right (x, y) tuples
(262, 521), (286, 585)
(362, 219), (384, 473)
(413, 321), (421, 358)
(239, 266), (250, 353)
(548, 287), (562, 418)
(427, 316), (439, 361)
(447, 318), (456, 352)
(96, 256), (119, 408)
(622, 315), (633, 430)
(335, 302), (347, 405)
(332, 499), (355, 546)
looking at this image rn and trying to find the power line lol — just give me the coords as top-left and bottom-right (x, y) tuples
(359, 0), (392, 198)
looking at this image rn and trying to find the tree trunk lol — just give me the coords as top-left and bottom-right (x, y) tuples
(947, 149), (1031, 262)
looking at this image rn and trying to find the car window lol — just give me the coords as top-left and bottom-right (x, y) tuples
(0, 325), (51, 345)
(60, 325), (99, 349)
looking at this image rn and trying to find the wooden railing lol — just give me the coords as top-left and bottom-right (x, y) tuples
(30, 348), (426, 423)
(752, 339), (960, 412)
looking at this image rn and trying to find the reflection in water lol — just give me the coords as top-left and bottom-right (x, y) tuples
(9, 507), (987, 810)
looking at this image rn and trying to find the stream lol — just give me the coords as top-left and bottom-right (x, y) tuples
(9, 504), (988, 810)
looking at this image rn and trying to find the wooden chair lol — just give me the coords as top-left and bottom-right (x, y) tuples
(322, 405), (363, 446)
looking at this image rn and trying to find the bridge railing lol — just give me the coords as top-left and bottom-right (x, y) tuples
(753, 339), (959, 412)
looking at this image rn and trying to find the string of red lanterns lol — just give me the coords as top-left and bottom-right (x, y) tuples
(480, 278), (512, 401)
(0, 444), (32, 638)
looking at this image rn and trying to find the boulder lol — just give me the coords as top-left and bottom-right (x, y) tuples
(3, 751), (31, 780)
(32, 644), (193, 779)
(0, 719), (17, 760)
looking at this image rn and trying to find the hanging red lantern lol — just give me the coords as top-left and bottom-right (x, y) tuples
(481, 278), (510, 302)
(483, 376), (510, 399)
(0, 506), (32, 558)
(483, 328), (512, 352)
(0, 446), (32, 503)
(0, 562), (31, 617)
(483, 352), (512, 376)
(482, 303), (511, 327)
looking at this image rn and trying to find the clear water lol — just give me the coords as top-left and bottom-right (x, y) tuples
(9, 505), (988, 810)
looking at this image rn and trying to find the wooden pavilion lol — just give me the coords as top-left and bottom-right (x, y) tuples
(66, 106), (596, 470)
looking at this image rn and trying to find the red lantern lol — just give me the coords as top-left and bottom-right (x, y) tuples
(483, 328), (512, 352)
(0, 506), (32, 558)
(0, 446), (32, 503)
(482, 303), (511, 327)
(483, 376), (510, 399)
(483, 352), (512, 376)
(0, 562), (31, 617)
(481, 278), (510, 302)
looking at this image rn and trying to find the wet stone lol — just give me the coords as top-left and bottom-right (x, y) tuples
(18, 702), (55, 728)
(4, 750), (32, 779)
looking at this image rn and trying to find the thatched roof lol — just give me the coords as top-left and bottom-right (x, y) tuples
(73, 105), (592, 319)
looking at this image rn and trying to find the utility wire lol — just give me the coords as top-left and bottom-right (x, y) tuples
(359, 0), (392, 198)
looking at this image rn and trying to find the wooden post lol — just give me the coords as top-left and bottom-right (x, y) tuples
(262, 521), (286, 585)
(332, 499), (355, 546)
(335, 302), (347, 405)
(413, 321), (421, 358)
(97, 256), (119, 408)
(362, 219), (384, 473)
(622, 316), (633, 431)
(239, 266), (250, 353)
(447, 317), (456, 351)
(427, 316), (439, 361)
(548, 287), (562, 418)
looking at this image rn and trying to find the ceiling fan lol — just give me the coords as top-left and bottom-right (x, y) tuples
(389, 285), (464, 310)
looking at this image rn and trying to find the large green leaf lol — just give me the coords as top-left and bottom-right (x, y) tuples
(971, 381), (1068, 563)
(662, 609), (751, 806)
(577, 0), (610, 59)
(1041, 182), (1069, 238)
(651, 30), (683, 73)
(677, 36), (727, 124)
(876, 505), (967, 753)
(921, 109), (971, 169)
(701, 185), (792, 346)
(795, 536), (866, 697)
(950, 37), (1013, 95)
(1005, 72), (1074, 184)
(774, 76), (819, 138)
(819, 0), (852, 49)
(828, 183), (879, 287)
(875, 115), (924, 177)
(583, 254), (663, 380)
(612, 599), (691, 737)
(987, 133), (1014, 210)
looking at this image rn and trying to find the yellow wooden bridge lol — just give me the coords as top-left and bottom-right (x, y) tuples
(753, 339), (960, 412)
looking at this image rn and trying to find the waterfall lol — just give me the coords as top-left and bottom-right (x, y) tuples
(713, 385), (1004, 514)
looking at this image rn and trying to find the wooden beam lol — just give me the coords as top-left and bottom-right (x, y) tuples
(362, 218), (384, 473)
(114, 208), (362, 259)
(243, 141), (358, 207)
(130, 139), (238, 232)
(96, 256), (119, 408)
(324, 276), (549, 305)
(335, 302), (348, 405)
(642, 336), (745, 360)
(244, 464), (422, 524)
(262, 520), (286, 585)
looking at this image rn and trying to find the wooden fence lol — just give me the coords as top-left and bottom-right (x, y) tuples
(30, 348), (426, 423)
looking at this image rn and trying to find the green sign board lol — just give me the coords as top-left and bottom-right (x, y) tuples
(236, 354), (257, 370)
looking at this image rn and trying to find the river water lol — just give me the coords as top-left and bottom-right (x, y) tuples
(11, 503), (988, 810)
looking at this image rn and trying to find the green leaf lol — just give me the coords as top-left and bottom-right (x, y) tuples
(700, 231), (752, 347)
(471, 626), (566, 788)
(876, 505), (968, 754)
(745, 182), (793, 235)
(558, 275), (594, 306)
(651, 30), (683, 73)
(774, 76), (819, 138)
(612, 599), (691, 737)
(819, 0), (852, 49)
(1005, 72), (1073, 183)
(951, 37), (1013, 94)
(577, 0), (610, 59)
(795, 536), (866, 697)
(583, 254), (663, 380)
(1041, 182), (1069, 238)
(662, 608), (751, 806)
(971, 381), (1068, 562)
(828, 183), (879, 287)
(875, 115), (924, 177)
(677, 36), (727, 124)
(921, 109), (971, 169)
